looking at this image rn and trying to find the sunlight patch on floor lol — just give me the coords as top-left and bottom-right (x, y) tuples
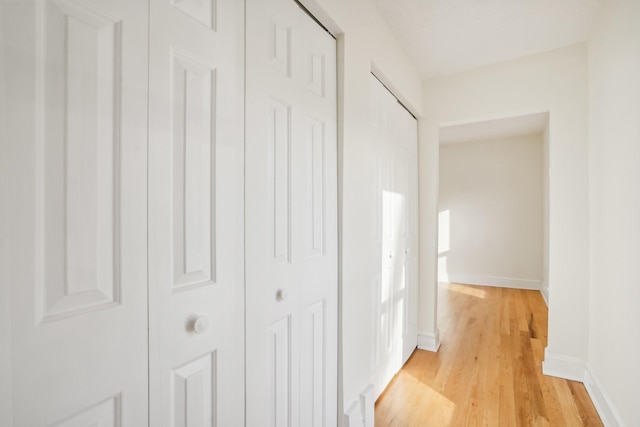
(447, 282), (486, 299)
(402, 371), (456, 426)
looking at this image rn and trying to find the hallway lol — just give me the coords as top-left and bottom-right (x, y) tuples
(375, 283), (602, 426)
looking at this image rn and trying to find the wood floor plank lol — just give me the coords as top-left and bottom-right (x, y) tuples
(374, 283), (603, 427)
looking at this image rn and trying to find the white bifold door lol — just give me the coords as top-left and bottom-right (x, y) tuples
(3, 0), (150, 424)
(245, 0), (338, 426)
(370, 74), (419, 399)
(147, 0), (245, 425)
(3, 0), (245, 425)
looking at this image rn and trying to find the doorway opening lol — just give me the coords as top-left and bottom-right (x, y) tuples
(436, 111), (550, 324)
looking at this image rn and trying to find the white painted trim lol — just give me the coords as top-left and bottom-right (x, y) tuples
(371, 63), (420, 119)
(0, 2), (13, 422)
(447, 274), (542, 290)
(343, 401), (363, 427)
(360, 384), (374, 427)
(439, 108), (552, 129)
(540, 284), (549, 307)
(542, 348), (586, 382)
(584, 364), (627, 427)
(417, 330), (440, 352)
(542, 351), (628, 426)
(344, 384), (375, 427)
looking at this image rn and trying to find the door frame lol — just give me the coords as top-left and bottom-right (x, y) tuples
(0, 1), (13, 420)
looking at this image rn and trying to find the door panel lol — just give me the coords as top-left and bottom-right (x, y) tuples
(40, 0), (122, 321)
(370, 75), (418, 398)
(246, 0), (338, 425)
(398, 102), (419, 364)
(4, 0), (149, 424)
(148, 0), (245, 425)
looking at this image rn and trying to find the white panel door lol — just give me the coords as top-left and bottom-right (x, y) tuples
(397, 101), (419, 365)
(370, 75), (418, 398)
(3, 0), (149, 425)
(148, 0), (245, 426)
(246, 0), (338, 426)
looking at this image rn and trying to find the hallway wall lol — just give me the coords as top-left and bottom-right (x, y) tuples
(588, 0), (640, 424)
(419, 44), (589, 366)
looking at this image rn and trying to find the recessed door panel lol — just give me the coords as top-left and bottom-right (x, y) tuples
(172, 352), (217, 427)
(40, 0), (122, 322)
(270, 20), (292, 77)
(307, 118), (326, 258)
(267, 99), (292, 264)
(268, 316), (292, 427)
(301, 300), (327, 427)
(5, 0), (149, 424)
(171, 52), (216, 290)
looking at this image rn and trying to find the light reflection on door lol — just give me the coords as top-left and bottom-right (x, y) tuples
(379, 189), (406, 388)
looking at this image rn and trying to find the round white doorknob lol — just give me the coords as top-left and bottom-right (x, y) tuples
(276, 289), (288, 301)
(193, 315), (210, 334)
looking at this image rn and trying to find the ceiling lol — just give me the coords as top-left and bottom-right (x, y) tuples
(439, 112), (548, 145)
(370, 0), (601, 79)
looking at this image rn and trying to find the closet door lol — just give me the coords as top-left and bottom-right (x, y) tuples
(3, 0), (149, 424)
(370, 74), (418, 398)
(147, 0), (245, 425)
(245, 0), (338, 425)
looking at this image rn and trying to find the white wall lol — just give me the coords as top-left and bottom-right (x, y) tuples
(298, 0), (424, 422)
(542, 122), (550, 304)
(420, 44), (589, 365)
(587, 0), (640, 425)
(439, 135), (543, 289)
(0, 1), (13, 423)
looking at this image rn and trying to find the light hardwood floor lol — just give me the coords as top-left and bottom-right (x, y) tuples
(375, 283), (602, 426)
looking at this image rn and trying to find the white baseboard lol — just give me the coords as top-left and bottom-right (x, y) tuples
(542, 349), (586, 382)
(540, 285), (549, 307)
(447, 273), (542, 290)
(584, 364), (626, 427)
(417, 330), (440, 352)
(542, 350), (627, 426)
